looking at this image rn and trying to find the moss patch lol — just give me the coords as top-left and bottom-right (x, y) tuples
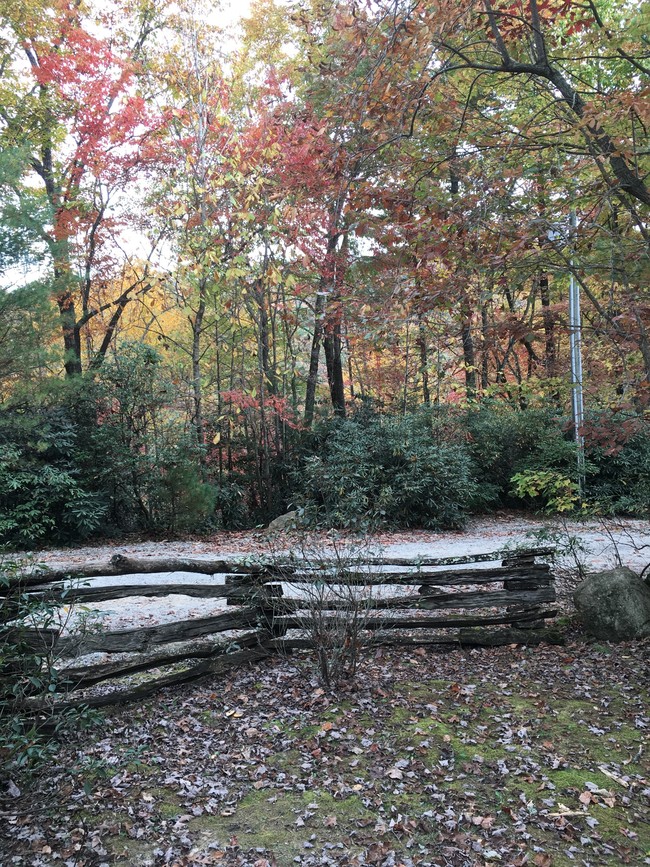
(189, 788), (373, 859)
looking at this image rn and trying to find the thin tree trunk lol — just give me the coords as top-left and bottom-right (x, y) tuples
(215, 321), (223, 485)
(538, 272), (555, 377)
(304, 289), (327, 428)
(323, 233), (348, 418)
(417, 312), (431, 406)
(460, 300), (476, 399)
(345, 320), (355, 402)
(190, 283), (207, 460)
(402, 318), (411, 414)
(480, 302), (490, 391)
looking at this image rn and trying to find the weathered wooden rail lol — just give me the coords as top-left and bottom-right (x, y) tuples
(1, 546), (558, 709)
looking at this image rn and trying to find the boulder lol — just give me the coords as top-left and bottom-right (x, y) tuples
(267, 510), (299, 532)
(573, 567), (650, 641)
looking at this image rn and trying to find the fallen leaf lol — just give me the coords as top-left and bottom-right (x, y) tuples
(597, 765), (629, 788)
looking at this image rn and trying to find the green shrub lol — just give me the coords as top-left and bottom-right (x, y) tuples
(584, 415), (650, 516)
(70, 346), (218, 535)
(149, 441), (217, 533)
(510, 469), (580, 513)
(465, 403), (579, 510)
(0, 403), (106, 546)
(297, 412), (482, 529)
(212, 480), (248, 529)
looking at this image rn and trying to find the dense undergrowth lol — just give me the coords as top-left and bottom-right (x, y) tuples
(1, 363), (648, 547)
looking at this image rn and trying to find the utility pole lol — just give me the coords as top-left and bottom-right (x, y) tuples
(568, 210), (585, 496)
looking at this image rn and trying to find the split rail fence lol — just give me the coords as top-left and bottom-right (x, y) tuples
(2, 546), (558, 709)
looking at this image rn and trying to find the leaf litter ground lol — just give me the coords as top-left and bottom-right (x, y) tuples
(2, 635), (649, 867)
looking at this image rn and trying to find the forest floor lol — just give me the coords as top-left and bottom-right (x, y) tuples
(3, 515), (649, 867)
(2, 638), (649, 867)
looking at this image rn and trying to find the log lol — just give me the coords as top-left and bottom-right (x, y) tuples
(503, 578), (553, 591)
(511, 618), (546, 630)
(252, 565), (551, 587)
(275, 607), (557, 632)
(502, 549), (555, 567)
(7, 555), (267, 589)
(269, 623), (564, 652)
(1, 625), (60, 652)
(268, 595), (424, 613)
(267, 578), (555, 612)
(55, 606), (261, 657)
(226, 584), (284, 606)
(27, 646), (272, 710)
(417, 586), (556, 609)
(9, 547), (556, 588)
(458, 627), (565, 647)
(22, 582), (257, 605)
(337, 547), (556, 567)
(56, 630), (268, 689)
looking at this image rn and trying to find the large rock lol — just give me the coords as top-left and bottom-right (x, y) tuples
(267, 510), (299, 532)
(573, 567), (650, 641)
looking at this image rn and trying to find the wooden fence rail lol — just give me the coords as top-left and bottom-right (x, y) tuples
(1, 546), (559, 709)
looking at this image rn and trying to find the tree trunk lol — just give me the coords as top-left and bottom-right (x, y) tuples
(304, 288), (327, 428)
(304, 232), (341, 426)
(55, 278), (82, 378)
(417, 313), (431, 405)
(460, 302), (476, 399)
(190, 282), (206, 459)
(480, 0), (650, 208)
(538, 272), (555, 377)
(480, 302), (490, 390)
(324, 314), (346, 418)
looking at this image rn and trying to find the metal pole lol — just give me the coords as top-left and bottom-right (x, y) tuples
(568, 210), (585, 496)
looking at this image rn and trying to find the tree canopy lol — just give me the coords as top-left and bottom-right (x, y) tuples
(0, 0), (648, 542)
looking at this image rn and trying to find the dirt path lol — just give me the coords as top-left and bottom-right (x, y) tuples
(32, 513), (650, 572)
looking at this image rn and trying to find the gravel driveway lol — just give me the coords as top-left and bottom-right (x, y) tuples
(22, 514), (649, 635)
